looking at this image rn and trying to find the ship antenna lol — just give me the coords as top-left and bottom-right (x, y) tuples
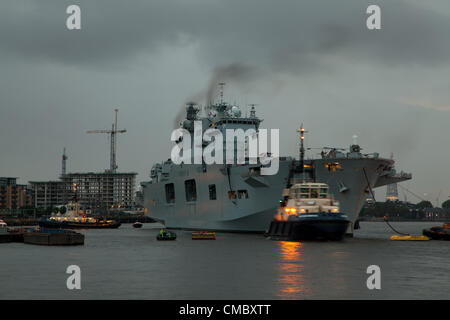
(297, 124), (308, 180)
(218, 82), (226, 103)
(248, 104), (258, 118)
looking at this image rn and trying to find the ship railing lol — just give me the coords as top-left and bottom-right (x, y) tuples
(390, 171), (412, 179)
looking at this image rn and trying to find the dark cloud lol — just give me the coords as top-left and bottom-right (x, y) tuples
(1, 0), (449, 72)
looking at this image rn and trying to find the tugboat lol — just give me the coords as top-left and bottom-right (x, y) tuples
(267, 182), (350, 241)
(266, 125), (349, 241)
(39, 198), (121, 229)
(423, 223), (450, 240)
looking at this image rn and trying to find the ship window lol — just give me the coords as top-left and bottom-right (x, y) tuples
(320, 188), (328, 193)
(325, 162), (343, 171)
(319, 194), (327, 199)
(300, 194), (308, 199)
(228, 191), (237, 199)
(209, 184), (217, 200)
(310, 188), (319, 198)
(300, 188), (309, 193)
(165, 183), (175, 204)
(185, 179), (197, 202)
(238, 190), (248, 199)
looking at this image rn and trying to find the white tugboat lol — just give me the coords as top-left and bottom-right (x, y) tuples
(39, 199), (121, 229)
(267, 181), (350, 240)
(266, 126), (350, 240)
(39, 185), (121, 229)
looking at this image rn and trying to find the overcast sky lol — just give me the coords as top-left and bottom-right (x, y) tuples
(1, 0), (450, 204)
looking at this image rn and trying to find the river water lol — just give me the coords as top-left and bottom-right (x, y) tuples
(1, 221), (449, 299)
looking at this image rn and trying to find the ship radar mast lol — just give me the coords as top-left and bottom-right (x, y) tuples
(218, 82), (226, 104)
(350, 134), (361, 153)
(248, 104), (258, 118)
(297, 124), (308, 175)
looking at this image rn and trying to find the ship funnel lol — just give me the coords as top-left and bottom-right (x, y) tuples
(186, 102), (199, 120)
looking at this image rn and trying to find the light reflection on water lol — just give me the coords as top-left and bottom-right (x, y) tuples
(277, 241), (310, 298)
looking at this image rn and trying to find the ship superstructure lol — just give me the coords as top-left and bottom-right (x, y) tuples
(142, 92), (411, 233)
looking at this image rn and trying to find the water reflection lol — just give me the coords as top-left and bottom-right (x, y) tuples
(276, 241), (310, 299)
(326, 250), (350, 294)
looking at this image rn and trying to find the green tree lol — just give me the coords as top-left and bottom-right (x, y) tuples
(442, 199), (450, 210)
(415, 200), (433, 209)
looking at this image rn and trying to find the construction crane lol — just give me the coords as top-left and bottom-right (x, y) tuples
(61, 147), (67, 176)
(87, 109), (126, 173)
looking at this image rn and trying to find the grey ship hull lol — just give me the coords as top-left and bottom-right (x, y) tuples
(143, 161), (292, 232)
(313, 157), (392, 233)
(142, 156), (408, 233)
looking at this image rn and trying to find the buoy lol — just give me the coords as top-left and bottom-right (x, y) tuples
(390, 235), (429, 241)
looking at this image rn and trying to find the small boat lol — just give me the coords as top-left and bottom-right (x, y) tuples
(390, 235), (429, 241)
(133, 222), (143, 228)
(192, 231), (216, 240)
(267, 182), (350, 241)
(39, 199), (121, 229)
(157, 230), (176, 241)
(423, 224), (450, 240)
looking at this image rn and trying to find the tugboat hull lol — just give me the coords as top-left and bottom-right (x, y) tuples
(267, 214), (350, 241)
(423, 227), (450, 240)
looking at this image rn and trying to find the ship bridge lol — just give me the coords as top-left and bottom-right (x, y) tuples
(177, 101), (268, 166)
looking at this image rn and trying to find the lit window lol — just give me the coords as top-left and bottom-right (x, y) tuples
(228, 191), (237, 199)
(325, 162), (343, 172)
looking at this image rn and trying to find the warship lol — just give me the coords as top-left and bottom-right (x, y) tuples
(142, 89), (411, 234)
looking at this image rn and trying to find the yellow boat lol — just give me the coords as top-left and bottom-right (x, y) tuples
(390, 235), (429, 241)
(192, 231), (216, 240)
